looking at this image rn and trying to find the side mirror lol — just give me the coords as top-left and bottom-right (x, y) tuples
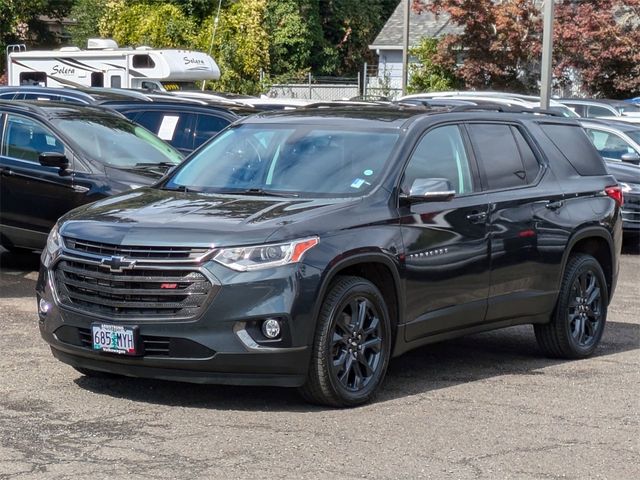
(620, 152), (640, 165)
(401, 178), (456, 204)
(39, 152), (69, 170)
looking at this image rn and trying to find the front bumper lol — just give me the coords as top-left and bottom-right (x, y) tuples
(37, 258), (322, 387)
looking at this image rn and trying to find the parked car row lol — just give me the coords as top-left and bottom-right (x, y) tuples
(1, 87), (638, 255)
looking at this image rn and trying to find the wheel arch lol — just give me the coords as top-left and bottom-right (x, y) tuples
(311, 254), (403, 349)
(560, 227), (615, 302)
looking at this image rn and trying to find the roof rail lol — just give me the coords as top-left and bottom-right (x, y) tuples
(449, 104), (564, 117)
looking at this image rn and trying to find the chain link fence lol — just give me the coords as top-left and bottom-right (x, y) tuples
(266, 74), (360, 101)
(263, 66), (405, 102)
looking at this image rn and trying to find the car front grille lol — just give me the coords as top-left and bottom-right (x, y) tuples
(53, 257), (217, 321)
(63, 237), (211, 261)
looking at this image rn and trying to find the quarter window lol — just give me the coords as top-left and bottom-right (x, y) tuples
(403, 125), (475, 195)
(1, 114), (65, 162)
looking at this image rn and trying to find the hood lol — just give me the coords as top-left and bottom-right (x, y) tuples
(605, 160), (640, 184)
(60, 187), (358, 247)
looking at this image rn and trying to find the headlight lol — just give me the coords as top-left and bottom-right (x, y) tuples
(213, 237), (319, 271)
(620, 182), (640, 194)
(41, 222), (62, 267)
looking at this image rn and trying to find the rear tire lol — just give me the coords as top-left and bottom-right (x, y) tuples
(535, 254), (608, 359)
(299, 276), (391, 407)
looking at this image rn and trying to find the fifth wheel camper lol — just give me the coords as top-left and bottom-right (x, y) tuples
(7, 38), (221, 91)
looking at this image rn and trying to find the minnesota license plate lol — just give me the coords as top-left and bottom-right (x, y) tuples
(92, 324), (137, 355)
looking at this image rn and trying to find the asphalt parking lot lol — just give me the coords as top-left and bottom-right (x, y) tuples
(0, 242), (638, 480)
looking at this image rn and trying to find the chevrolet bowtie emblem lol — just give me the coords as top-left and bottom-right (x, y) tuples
(99, 255), (136, 273)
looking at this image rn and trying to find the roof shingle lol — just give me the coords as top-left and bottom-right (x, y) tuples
(369, 2), (462, 50)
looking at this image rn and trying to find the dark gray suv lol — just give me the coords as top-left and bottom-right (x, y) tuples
(37, 106), (622, 406)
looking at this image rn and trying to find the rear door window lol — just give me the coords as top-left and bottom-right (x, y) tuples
(467, 123), (536, 190)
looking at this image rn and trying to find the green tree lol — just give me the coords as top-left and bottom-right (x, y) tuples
(407, 38), (460, 93)
(194, 0), (270, 94)
(1, 0), (73, 74)
(264, 0), (315, 80)
(68, 0), (107, 47)
(99, 1), (195, 48)
(317, 0), (400, 76)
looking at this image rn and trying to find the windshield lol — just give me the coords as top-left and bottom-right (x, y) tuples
(164, 124), (400, 197)
(54, 115), (183, 168)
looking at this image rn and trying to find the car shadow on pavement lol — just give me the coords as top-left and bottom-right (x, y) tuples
(73, 321), (639, 411)
(0, 249), (41, 298)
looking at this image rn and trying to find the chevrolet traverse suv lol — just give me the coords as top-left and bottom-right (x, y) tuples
(37, 106), (622, 407)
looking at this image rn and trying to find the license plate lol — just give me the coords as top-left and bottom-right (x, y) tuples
(92, 324), (137, 355)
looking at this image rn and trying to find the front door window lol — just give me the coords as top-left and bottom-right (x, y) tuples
(1, 114), (65, 162)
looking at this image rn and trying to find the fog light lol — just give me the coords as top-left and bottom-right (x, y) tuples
(261, 318), (281, 339)
(39, 298), (51, 315)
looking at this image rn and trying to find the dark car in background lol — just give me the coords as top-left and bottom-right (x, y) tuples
(37, 106), (622, 406)
(0, 101), (183, 252)
(109, 102), (239, 154)
(580, 119), (640, 235)
(0, 86), (152, 105)
(0, 87), (252, 154)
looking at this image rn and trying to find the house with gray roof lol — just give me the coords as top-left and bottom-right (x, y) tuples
(367, 2), (461, 94)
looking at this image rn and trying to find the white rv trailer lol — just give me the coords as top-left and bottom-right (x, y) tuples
(6, 39), (221, 91)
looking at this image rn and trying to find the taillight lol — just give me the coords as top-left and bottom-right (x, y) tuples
(604, 185), (623, 207)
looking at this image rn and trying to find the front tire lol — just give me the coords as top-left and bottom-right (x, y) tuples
(535, 254), (608, 359)
(299, 276), (391, 407)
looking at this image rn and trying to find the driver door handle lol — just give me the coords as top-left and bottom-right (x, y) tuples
(545, 200), (564, 211)
(466, 211), (487, 224)
(0, 167), (13, 176)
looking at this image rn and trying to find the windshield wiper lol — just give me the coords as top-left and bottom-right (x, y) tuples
(233, 188), (299, 198)
(133, 162), (176, 169)
(161, 184), (196, 193)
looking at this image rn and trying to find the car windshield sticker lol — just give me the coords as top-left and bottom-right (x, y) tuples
(351, 178), (365, 189)
(157, 115), (180, 141)
(363, 169), (373, 176)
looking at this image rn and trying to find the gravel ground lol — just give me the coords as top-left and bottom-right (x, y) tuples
(0, 242), (638, 479)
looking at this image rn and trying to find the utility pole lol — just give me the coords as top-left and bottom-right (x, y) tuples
(540, 0), (555, 109)
(401, 0), (410, 95)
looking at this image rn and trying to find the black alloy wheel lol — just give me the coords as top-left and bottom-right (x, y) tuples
(330, 296), (384, 392)
(535, 254), (608, 359)
(299, 276), (391, 407)
(568, 268), (603, 348)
